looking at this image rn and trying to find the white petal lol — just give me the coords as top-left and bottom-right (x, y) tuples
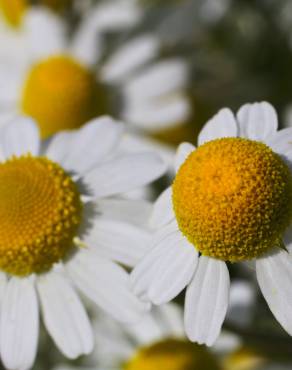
(122, 59), (188, 102)
(237, 102), (278, 141)
(130, 223), (186, 297)
(148, 239), (198, 305)
(83, 152), (167, 198)
(37, 271), (93, 359)
(66, 250), (150, 323)
(96, 198), (152, 227)
(0, 277), (39, 370)
(122, 96), (191, 132)
(23, 7), (66, 59)
(83, 218), (150, 267)
(256, 250), (292, 335)
(0, 116), (40, 159)
(84, 0), (141, 31)
(198, 108), (238, 146)
(101, 36), (159, 84)
(265, 128), (292, 159)
(150, 187), (175, 228)
(44, 130), (77, 163)
(174, 142), (195, 172)
(185, 257), (230, 346)
(52, 117), (123, 174)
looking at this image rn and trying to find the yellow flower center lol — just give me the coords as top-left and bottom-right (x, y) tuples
(124, 339), (220, 370)
(21, 55), (107, 138)
(0, 0), (26, 27)
(0, 155), (82, 276)
(172, 138), (292, 262)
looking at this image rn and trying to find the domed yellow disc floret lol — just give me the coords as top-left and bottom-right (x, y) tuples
(21, 55), (107, 138)
(124, 339), (220, 370)
(0, 0), (26, 27)
(0, 155), (82, 276)
(172, 138), (292, 262)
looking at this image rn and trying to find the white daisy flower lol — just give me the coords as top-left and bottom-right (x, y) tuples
(131, 101), (292, 346)
(0, 114), (166, 370)
(0, 0), (190, 139)
(54, 303), (225, 370)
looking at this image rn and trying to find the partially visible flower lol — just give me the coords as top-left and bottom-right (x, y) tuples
(0, 114), (166, 370)
(54, 303), (222, 370)
(0, 1), (190, 141)
(131, 101), (292, 345)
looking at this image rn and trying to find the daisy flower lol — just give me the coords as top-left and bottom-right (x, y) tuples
(54, 303), (222, 370)
(0, 0), (190, 140)
(131, 101), (292, 346)
(0, 114), (166, 370)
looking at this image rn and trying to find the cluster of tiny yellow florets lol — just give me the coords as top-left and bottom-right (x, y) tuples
(172, 138), (292, 262)
(21, 55), (107, 138)
(0, 0), (26, 27)
(0, 155), (82, 276)
(124, 338), (220, 370)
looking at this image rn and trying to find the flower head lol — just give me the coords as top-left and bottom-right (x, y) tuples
(131, 102), (292, 346)
(0, 114), (166, 370)
(0, 2), (190, 140)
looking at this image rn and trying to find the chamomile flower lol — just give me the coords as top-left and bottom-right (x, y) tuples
(0, 1), (190, 139)
(131, 101), (292, 346)
(54, 303), (222, 370)
(0, 114), (166, 370)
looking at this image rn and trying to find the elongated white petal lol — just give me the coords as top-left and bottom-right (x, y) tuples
(256, 250), (292, 335)
(0, 277), (39, 370)
(97, 198), (152, 227)
(237, 102), (278, 141)
(24, 7), (66, 59)
(83, 152), (167, 198)
(148, 239), (198, 305)
(101, 36), (159, 84)
(131, 224), (185, 298)
(122, 59), (188, 102)
(66, 250), (150, 323)
(150, 187), (175, 228)
(37, 271), (93, 359)
(122, 96), (191, 132)
(174, 142), (195, 172)
(198, 108), (238, 145)
(83, 218), (150, 267)
(85, 0), (141, 31)
(0, 116), (40, 159)
(185, 256), (230, 346)
(45, 130), (77, 164)
(46, 117), (123, 174)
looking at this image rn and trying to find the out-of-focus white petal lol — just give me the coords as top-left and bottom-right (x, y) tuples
(23, 7), (66, 59)
(122, 96), (191, 132)
(101, 36), (159, 84)
(122, 59), (188, 102)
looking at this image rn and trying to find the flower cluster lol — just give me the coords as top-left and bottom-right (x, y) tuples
(1, 1), (292, 370)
